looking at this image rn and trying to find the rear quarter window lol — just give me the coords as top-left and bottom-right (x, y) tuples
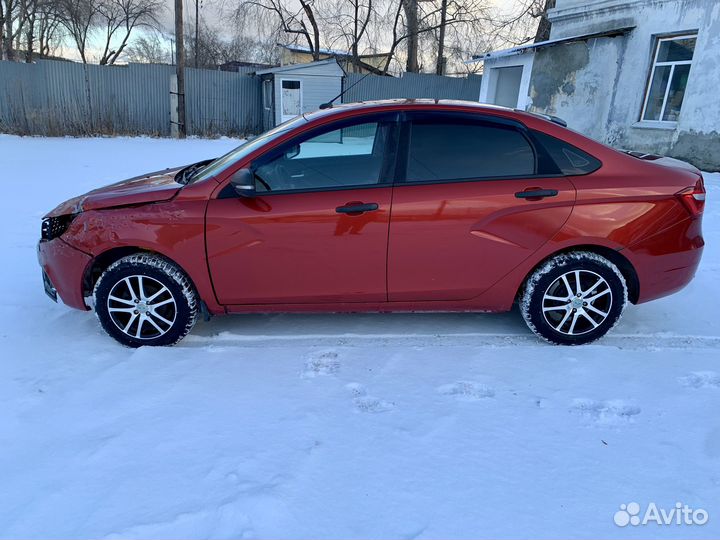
(531, 130), (601, 176)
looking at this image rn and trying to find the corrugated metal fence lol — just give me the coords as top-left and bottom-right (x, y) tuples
(0, 60), (481, 136)
(0, 60), (262, 136)
(185, 68), (262, 136)
(342, 72), (482, 103)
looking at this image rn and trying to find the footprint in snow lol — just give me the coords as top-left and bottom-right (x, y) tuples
(346, 382), (395, 413)
(302, 351), (340, 378)
(438, 381), (495, 401)
(571, 398), (641, 423)
(679, 371), (720, 389)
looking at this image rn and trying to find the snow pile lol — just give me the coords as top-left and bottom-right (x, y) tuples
(0, 135), (718, 538)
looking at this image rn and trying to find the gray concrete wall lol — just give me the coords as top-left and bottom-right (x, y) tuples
(528, 0), (720, 170)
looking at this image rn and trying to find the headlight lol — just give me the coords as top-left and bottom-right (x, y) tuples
(41, 214), (77, 240)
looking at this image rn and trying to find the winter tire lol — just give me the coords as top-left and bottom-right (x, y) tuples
(520, 251), (628, 345)
(94, 254), (198, 347)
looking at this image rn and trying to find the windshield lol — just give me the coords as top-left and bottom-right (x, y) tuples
(188, 115), (309, 184)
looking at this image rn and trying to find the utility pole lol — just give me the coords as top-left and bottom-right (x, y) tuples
(435, 0), (448, 75)
(174, 0), (186, 138)
(194, 0), (199, 68)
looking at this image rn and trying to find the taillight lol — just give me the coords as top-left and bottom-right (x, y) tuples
(676, 178), (706, 218)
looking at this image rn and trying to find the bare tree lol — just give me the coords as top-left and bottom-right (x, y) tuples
(96, 0), (163, 64)
(56, 0), (99, 62)
(401, 0), (418, 71)
(239, 0), (323, 59)
(1, 0), (26, 59)
(487, 0), (554, 47)
(55, 0), (161, 64)
(322, 0), (375, 70)
(433, 0), (447, 73)
(532, 0), (555, 42)
(378, 0), (487, 74)
(36, 0), (63, 57)
(221, 0), (544, 77)
(123, 30), (170, 62)
(186, 20), (225, 67)
(23, 0), (38, 61)
(230, 5), (283, 64)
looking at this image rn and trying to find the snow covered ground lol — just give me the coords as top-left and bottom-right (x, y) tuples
(1, 134), (719, 539)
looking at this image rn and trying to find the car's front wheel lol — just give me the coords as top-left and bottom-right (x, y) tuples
(94, 254), (198, 347)
(520, 251), (628, 345)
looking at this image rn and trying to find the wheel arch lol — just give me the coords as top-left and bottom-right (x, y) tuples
(518, 245), (640, 304)
(83, 247), (199, 299)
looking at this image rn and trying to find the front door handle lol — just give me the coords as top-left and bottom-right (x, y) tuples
(515, 188), (559, 200)
(336, 202), (379, 215)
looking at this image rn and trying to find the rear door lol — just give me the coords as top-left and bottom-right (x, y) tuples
(206, 115), (398, 305)
(387, 112), (576, 302)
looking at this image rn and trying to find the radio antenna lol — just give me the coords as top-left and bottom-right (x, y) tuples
(319, 68), (376, 109)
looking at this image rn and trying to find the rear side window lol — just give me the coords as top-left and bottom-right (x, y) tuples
(406, 121), (535, 182)
(531, 130), (601, 175)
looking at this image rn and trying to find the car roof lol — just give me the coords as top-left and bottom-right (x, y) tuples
(302, 99), (517, 121)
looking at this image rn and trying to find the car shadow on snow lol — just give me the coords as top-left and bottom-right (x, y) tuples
(188, 308), (531, 341)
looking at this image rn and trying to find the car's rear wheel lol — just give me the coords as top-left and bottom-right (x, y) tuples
(94, 254), (198, 347)
(520, 251), (627, 345)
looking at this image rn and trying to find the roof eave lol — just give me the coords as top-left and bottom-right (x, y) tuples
(466, 26), (635, 64)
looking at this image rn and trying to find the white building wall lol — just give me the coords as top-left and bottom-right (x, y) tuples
(533, 0), (720, 169)
(273, 75), (342, 126)
(478, 53), (534, 110)
(267, 61), (344, 127)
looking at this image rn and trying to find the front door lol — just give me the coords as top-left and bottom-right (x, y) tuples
(206, 117), (397, 305)
(388, 113), (576, 302)
(280, 79), (302, 122)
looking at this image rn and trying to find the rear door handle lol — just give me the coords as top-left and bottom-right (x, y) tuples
(336, 202), (379, 215)
(515, 188), (559, 200)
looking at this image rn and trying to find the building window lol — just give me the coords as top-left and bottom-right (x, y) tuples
(262, 79), (272, 110)
(641, 34), (697, 122)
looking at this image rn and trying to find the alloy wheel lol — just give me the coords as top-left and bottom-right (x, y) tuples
(542, 270), (613, 336)
(106, 275), (177, 340)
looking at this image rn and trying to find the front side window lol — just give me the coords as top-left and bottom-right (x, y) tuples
(406, 119), (535, 182)
(641, 34), (696, 122)
(253, 121), (391, 192)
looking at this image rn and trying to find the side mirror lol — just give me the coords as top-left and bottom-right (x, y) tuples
(285, 145), (300, 159)
(230, 168), (256, 198)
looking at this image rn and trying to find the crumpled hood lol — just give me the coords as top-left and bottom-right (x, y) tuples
(45, 167), (183, 217)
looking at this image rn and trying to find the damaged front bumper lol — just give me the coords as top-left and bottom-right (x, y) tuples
(37, 238), (92, 310)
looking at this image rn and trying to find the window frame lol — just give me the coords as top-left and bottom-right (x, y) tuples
(262, 78), (273, 111)
(528, 129), (602, 177)
(396, 111), (551, 186)
(242, 112), (402, 196)
(639, 33), (697, 124)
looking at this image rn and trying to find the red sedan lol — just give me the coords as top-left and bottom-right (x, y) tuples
(37, 100), (706, 346)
